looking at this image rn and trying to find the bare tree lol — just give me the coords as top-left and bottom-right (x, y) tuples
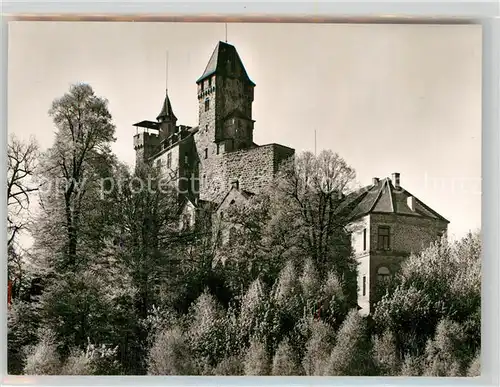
(7, 135), (39, 247)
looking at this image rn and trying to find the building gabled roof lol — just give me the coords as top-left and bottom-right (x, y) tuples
(215, 185), (255, 212)
(338, 177), (449, 223)
(196, 41), (256, 86)
(157, 90), (177, 122)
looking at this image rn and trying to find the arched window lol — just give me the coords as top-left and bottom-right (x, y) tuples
(377, 266), (391, 283)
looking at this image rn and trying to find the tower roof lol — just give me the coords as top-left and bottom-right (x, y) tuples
(196, 41), (255, 86)
(157, 90), (177, 122)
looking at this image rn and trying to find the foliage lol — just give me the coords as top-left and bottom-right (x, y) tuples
(10, 83), (481, 377)
(327, 309), (376, 376)
(243, 339), (270, 376)
(147, 327), (194, 375)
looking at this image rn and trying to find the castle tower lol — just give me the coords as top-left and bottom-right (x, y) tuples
(157, 90), (178, 140)
(197, 41), (255, 152)
(195, 41), (256, 201)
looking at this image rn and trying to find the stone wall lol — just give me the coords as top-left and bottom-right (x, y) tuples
(369, 213), (448, 255)
(133, 132), (160, 165)
(223, 144), (294, 195)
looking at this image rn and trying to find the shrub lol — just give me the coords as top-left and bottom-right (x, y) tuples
(147, 327), (194, 375)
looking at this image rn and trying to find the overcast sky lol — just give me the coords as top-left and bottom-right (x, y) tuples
(8, 22), (481, 239)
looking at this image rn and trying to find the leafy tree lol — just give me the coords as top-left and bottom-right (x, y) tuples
(38, 269), (135, 360)
(302, 318), (336, 376)
(243, 339), (270, 376)
(422, 318), (469, 376)
(327, 309), (375, 376)
(213, 355), (244, 375)
(467, 352), (480, 377)
(34, 83), (116, 272)
(147, 327), (194, 375)
(373, 330), (401, 375)
(7, 300), (42, 374)
(373, 232), (481, 359)
(23, 328), (61, 375)
(399, 354), (424, 376)
(187, 291), (229, 369)
(271, 338), (303, 375)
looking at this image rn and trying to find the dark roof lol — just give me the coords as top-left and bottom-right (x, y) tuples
(157, 90), (177, 122)
(133, 120), (160, 130)
(196, 41), (255, 86)
(338, 177), (449, 223)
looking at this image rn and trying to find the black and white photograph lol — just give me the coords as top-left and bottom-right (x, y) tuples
(7, 21), (481, 376)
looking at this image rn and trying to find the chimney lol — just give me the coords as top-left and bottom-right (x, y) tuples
(231, 179), (239, 190)
(392, 172), (401, 189)
(372, 177), (380, 185)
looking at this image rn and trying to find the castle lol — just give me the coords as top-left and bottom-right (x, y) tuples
(132, 41), (449, 315)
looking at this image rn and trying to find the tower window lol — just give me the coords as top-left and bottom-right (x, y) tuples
(377, 266), (391, 283)
(204, 148), (208, 159)
(362, 276), (366, 296)
(184, 153), (189, 165)
(216, 143), (220, 155)
(166, 153), (172, 169)
(205, 99), (210, 112)
(208, 77), (212, 87)
(363, 228), (367, 251)
(377, 226), (391, 250)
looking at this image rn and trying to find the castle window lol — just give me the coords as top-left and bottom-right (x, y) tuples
(363, 228), (367, 251)
(204, 148), (208, 159)
(377, 266), (391, 283)
(156, 159), (162, 169)
(205, 99), (210, 112)
(216, 143), (220, 155)
(208, 77), (212, 87)
(167, 153), (172, 169)
(184, 153), (189, 165)
(377, 226), (391, 250)
(362, 276), (366, 296)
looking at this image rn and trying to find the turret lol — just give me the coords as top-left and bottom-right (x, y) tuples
(196, 41), (256, 153)
(133, 121), (161, 166)
(157, 90), (178, 140)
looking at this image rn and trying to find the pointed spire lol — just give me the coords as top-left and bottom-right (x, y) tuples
(157, 91), (177, 122)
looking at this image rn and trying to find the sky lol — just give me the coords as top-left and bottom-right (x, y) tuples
(8, 22), (482, 240)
